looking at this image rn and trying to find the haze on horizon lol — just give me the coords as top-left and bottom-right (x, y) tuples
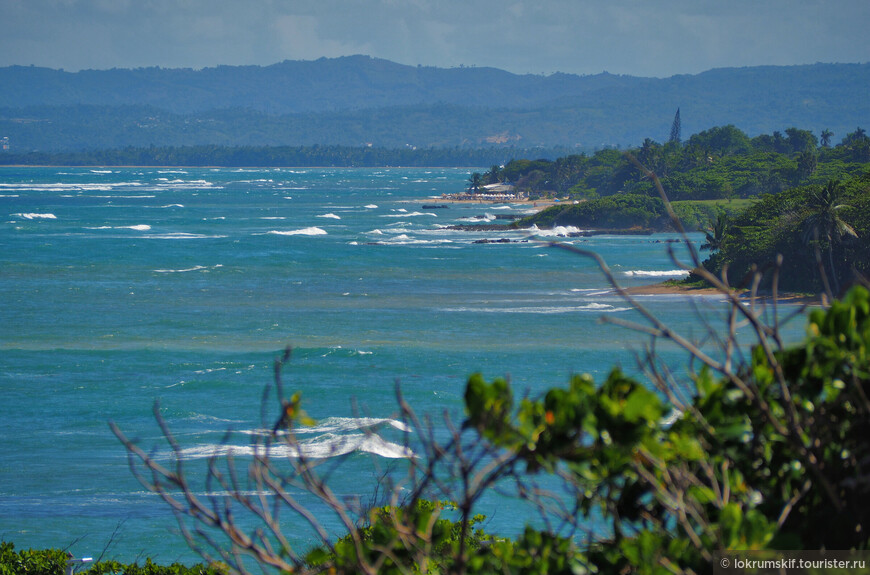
(1, 0), (868, 78)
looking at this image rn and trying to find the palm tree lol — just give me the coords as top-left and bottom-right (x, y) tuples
(701, 212), (728, 251)
(820, 129), (834, 148)
(467, 172), (482, 194)
(801, 180), (858, 294)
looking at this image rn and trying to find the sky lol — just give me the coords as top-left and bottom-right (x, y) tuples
(1, 0), (868, 78)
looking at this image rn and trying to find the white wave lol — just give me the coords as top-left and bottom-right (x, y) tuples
(372, 236), (454, 246)
(367, 229), (385, 235)
(364, 204), (378, 209)
(179, 415), (413, 461)
(525, 224), (582, 237)
(317, 213), (342, 220)
(154, 264), (223, 273)
(441, 303), (631, 314)
(86, 195), (157, 198)
(268, 227), (328, 236)
(458, 214), (496, 222)
(119, 224), (152, 231)
(622, 269), (690, 277)
(260, 216), (286, 220)
(380, 212), (437, 218)
(157, 204), (185, 208)
(12, 213), (57, 220)
(0, 194), (20, 198)
(90, 170), (113, 174)
(297, 417), (411, 435)
(141, 232), (227, 239)
(178, 434), (413, 460)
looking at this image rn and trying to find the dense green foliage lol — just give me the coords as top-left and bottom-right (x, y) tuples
(491, 126), (869, 202)
(702, 171), (870, 293)
(0, 542), (224, 575)
(516, 194), (671, 230)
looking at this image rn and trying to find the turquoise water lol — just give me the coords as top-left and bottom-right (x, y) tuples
(0, 167), (799, 564)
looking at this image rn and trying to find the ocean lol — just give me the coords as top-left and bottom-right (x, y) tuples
(0, 167), (803, 565)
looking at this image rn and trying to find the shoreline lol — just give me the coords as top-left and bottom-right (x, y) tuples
(624, 282), (824, 305)
(416, 196), (562, 211)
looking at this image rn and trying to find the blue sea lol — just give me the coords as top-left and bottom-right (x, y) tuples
(0, 167), (804, 565)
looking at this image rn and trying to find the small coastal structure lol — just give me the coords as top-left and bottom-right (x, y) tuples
(442, 183), (525, 202)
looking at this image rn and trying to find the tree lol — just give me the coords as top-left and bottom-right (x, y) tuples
(669, 108), (681, 144)
(801, 179), (858, 295)
(795, 149), (818, 182)
(700, 211), (728, 251)
(467, 172), (482, 193)
(820, 129), (834, 148)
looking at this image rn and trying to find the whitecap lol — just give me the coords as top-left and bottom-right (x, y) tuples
(622, 269), (690, 277)
(525, 224), (582, 237)
(178, 416), (414, 460)
(364, 204), (378, 209)
(440, 303), (631, 314)
(268, 227), (328, 236)
(141, 232), (226, 239)
(458, 214), (496, 223)
(317, 213), (341, 220)
(13, 213), (57, 220)
(380, 212), (437, 218)
(154, 265), (222, 273)
(119, 224), (151, 231)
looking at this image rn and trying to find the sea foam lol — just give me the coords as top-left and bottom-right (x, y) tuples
(268, 227), (328, 236)
(13, 213), (57, 220)
(622, 269), (690, 277)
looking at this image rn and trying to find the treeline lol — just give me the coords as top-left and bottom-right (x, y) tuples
(703, 172), (870, 293)
(0, 541), (224, 575)
(510, 125), (870, 293)
(483, 125), (870, 201)
(0, 143), (572, 168)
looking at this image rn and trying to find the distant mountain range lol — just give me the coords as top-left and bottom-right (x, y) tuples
(1, 55), (868, 151)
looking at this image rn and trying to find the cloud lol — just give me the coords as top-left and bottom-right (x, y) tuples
(0, 0), (867, 76)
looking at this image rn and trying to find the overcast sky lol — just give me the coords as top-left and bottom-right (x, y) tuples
(1, 0), (868, 77)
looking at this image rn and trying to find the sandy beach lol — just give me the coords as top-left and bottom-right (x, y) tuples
(624, 282), (825, 305)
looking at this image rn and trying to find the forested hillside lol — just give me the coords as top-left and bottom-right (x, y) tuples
(1, 58), (867, 150)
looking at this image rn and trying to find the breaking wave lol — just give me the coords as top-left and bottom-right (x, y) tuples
(12, 213), (57, 220)
(622, 269), (690, 277)
(268, 227), (328, 236)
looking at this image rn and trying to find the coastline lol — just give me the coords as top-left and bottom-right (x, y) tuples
(624, 282), (824, 305)
(417, 196), (562, 211)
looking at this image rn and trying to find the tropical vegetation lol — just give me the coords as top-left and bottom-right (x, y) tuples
(505, 125), (869, 293)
